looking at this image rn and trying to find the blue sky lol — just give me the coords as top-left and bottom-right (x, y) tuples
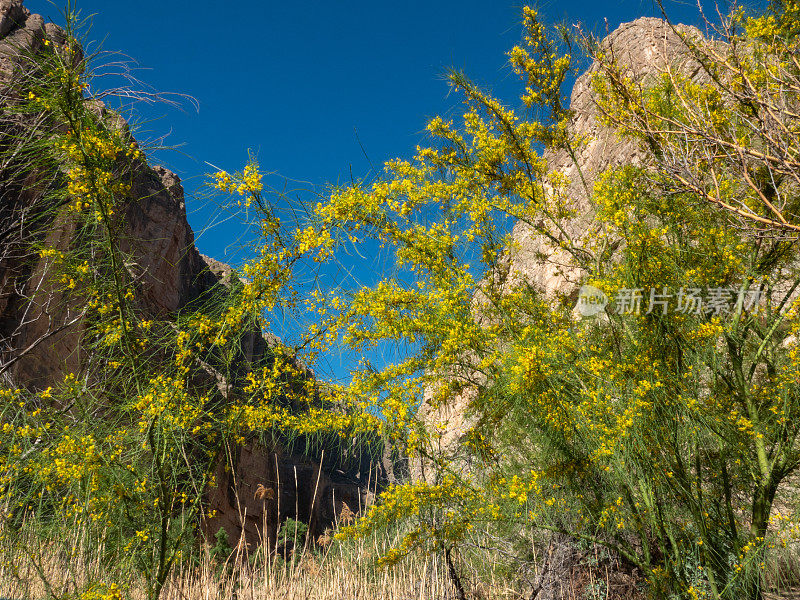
(24, 0), (728, 257)
(24, 0), (739, 378)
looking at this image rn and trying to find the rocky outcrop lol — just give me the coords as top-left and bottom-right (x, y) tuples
(504, 17), (704, 302)
(0, 11), (81, 389)
(0, 0), (379, 554)
(0, 0), (226, 389)
(1, 159), (220, 388)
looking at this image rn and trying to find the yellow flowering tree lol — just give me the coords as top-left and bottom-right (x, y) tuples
(303, 3), (800, 599)
(3, 2), (800, 600)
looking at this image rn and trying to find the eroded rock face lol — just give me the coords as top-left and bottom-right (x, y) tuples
(0, 0), (26, 39)
(2, 158), (219, 389)
(0, 0), (378, 554)
(504, 18), (704, 302)
(119, 164), (220, 316)
(0, 12), (96, 390)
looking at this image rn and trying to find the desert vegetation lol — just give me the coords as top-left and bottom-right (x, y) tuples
(2, 1), (800, 599)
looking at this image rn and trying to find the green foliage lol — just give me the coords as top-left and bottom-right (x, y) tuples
(211, 527), (233, 562)
(0, 5), (376, 600)
(278, 518), (308, 549)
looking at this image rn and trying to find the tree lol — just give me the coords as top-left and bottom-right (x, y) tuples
(308, 3), (800, 598)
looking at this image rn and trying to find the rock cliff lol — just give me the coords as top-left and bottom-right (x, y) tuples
(504, 17), (704, 301)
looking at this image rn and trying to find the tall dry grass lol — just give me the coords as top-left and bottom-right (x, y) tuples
(0, 526), (515, 600)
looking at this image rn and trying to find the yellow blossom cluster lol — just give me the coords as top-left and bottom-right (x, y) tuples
(135, 375), (207, 435)
(212, 161), (263, 207)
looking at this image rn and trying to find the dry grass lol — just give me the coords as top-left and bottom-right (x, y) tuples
(8, 520), (800, 600)
(0, 530), (517, 600)
(162, 552), (463, 600)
